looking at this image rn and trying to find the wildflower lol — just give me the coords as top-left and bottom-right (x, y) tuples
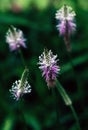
(56, 5), (76, 35)
(6, 26), (26, 51)
(10, 80), (31, 100)
(55, 5), (76, 51)
(9, 68), (31, 100)
(38, 49), (60, 88)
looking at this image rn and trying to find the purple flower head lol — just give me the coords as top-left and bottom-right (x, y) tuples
(6, 26), (26, 51)
(10, 80), (31, 100)
(56, 20), (76, 36)
(38, 49), (60, 88)
(55, 5), (76, 36)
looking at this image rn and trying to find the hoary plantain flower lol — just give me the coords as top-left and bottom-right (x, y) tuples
(55, 5), (76, 51)
(9, 68), (31, 100)
(6, 26), (26, 51)
(38, 49), (60, 88)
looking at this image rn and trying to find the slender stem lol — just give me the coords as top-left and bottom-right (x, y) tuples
(56, 79), (72, 106)
(70, 105), (81, 130)
(56, 79), (81, 130)
(64, 33), (81, 90)
(18, 48), (27, 68)
(63, 23), (81, 93)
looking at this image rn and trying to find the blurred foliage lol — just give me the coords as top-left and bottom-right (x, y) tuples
(0, 0), (88, 130)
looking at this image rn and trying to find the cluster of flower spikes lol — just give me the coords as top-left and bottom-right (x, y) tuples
(6, 4), (76, 100)
(6, 26), (31, 100)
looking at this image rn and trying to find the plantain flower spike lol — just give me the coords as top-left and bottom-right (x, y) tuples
(10, 68), (31, 100)
(55, 5), (76, 51)
(38, 49), (60, 88)
(6, 26), (26, 51)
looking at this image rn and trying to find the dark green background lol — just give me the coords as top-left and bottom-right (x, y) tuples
(0, 0), (88, 130)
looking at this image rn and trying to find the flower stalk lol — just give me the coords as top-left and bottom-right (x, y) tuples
(18, 48), (27, 68)
(56, 79), (72, 105)
(55, 4), (76, 52)
(56, 79), (81, 130)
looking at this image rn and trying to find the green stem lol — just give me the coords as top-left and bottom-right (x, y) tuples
(70, 105), (81, 130)
(19, 68), (29, 90)
(18, 48), (27, 68)
(56, 79), (72, 106)
(56, 79), (81, 130)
